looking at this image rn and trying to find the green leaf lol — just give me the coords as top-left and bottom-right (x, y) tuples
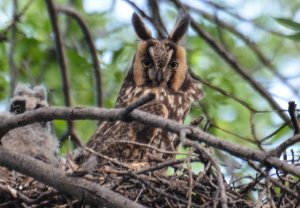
(275, 18), (300, 31)
(285, 32), (300, 41)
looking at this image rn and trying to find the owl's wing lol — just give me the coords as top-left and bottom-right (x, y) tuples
(114, 71), (135, 108)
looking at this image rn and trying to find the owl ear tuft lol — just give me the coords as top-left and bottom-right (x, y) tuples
(13, 83), (29, 96)
(33, 85), (47, 100)
(169, 13), (191, 43)
(132, 12), (152, 41)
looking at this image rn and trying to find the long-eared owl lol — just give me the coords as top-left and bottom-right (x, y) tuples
(85, 13), (204, 167)
(1, 84), (60, 167)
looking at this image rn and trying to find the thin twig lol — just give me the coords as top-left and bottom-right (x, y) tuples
(57, 6), (103, 108)
(265, 171), (277, 208)
(124, 0), (167, 37)
(147, 0), (167, 38)
(196, 76), (256, 112)
(185, 4), (300, 100)
(8, 0), (18, 97)
(261, 123), (288, 142)
(84, 147), (131, 169)
(127, 172), (202, 208)
(45, 0), (82, 147)
(0, 184), (34, 204)
(45, 0), (72, 108)
(170, 0), (290, 124)
(288, 101), (300, 135)
(248, 160), (298, 198)
(186, 148), (193, 208)
(196, 0), (284, 37)
(115, 140), (196, 156)
(272, 134), (300, 157)
(134, 158), (200, 175)
(180, 129), (228, 208)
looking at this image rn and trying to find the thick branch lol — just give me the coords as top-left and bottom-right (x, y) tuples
(0, 106), (300, 177)
(0, 147), (145, 208)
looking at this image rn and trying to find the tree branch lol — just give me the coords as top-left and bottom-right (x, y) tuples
(124, 0), (167, 38)
(288, 101), (300, 135)
(147, 0), (168, 38)
(45, 0), (72, 108)
(180, 129), (228, 208)
(169, 0), (290, 124)
(184, 4), (300, 100)
(0, 106), (300, 177)
(0, 147), (145, 208)
(46, 0), (82, 147)
(57, 6), (103, 108)
(8, 0), (19, 97)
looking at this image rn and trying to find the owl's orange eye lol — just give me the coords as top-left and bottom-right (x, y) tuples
(169, 61), (178, 69)
(142, 60), (153, 68)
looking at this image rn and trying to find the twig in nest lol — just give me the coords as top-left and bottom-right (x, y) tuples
(33, 190), (62, 204)
(265, 170), (276, 208)
(115, 140), (197, 157)
(127, 172), (202, 208)
(180, 129), (228, 208)
(0, 184), (33, 204)
(61, 129), (83, 148)
(133, 158), (201, 175)
(186, 148), (193, 208)
(0, 200), (18, 207)
(84, 147), (131, 169)
(248, 161), (298, 198)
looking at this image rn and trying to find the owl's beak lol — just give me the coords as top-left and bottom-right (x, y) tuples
(155, 68), (163, 84)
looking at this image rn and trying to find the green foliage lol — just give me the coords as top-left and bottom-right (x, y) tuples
(275, 17), (300, 41)
(275, 18), (300, 31)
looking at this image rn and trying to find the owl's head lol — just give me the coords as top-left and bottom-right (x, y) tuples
(131, 13), (190, 91)
(10, 83), (48, 115)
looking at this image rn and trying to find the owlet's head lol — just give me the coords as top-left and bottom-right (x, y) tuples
(131, 12), (190, 91)
(10, 83), (48, 115)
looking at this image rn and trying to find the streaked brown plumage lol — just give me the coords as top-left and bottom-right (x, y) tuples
(84, 13), (204, 168)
